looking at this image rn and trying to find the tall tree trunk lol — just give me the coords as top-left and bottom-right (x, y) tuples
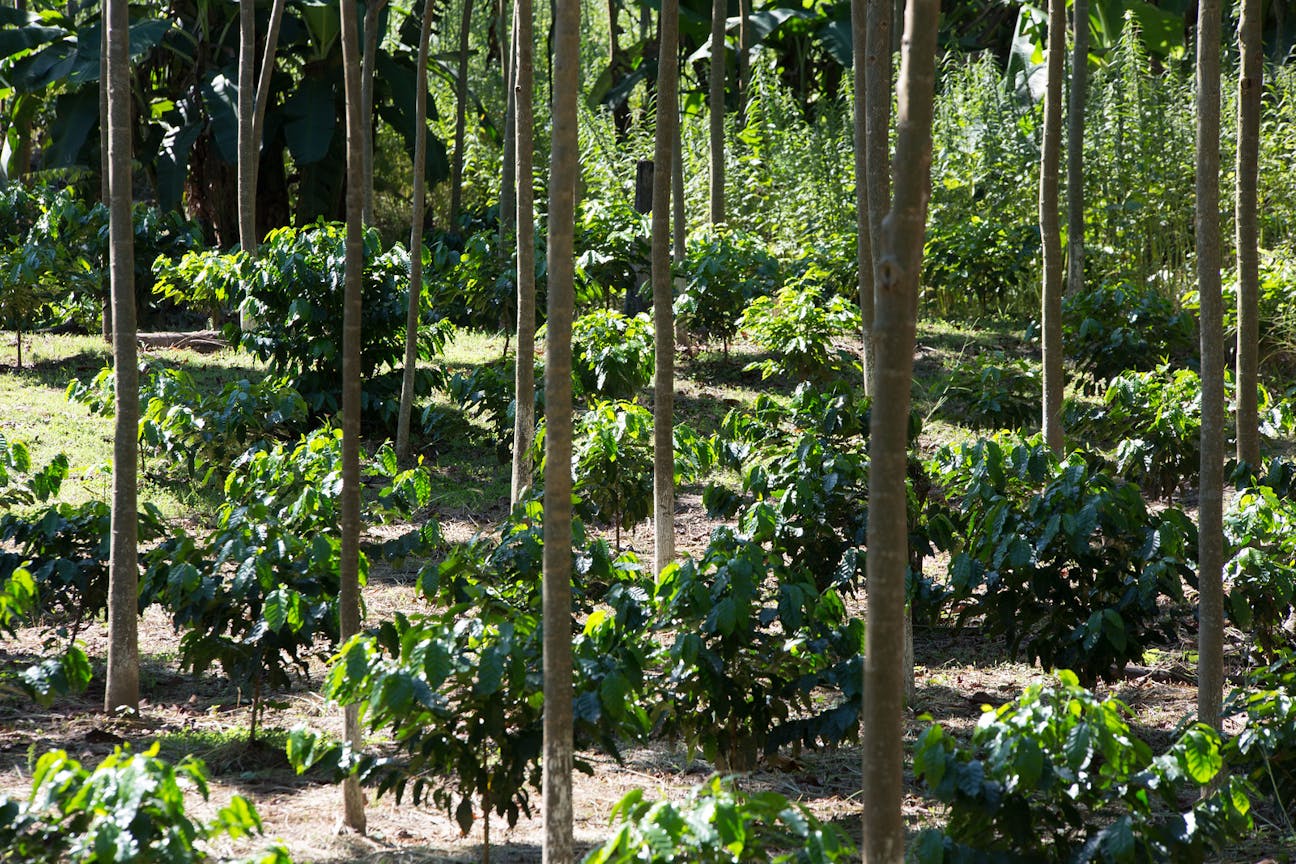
(99, 13), (111, 341)
(104, 0), (139, 716)
(449, 0), (476, 227)
(499, 0), (517, 243)
(865, 0), (890, 327)
(672, 94), (685, 263)
(707, 0), (725, 224)
(1065, 0), (1087, 298)
(862, 0), (938, 860)
(652, 0), (679, 575)
(737, 0), (750, 109)
(1235, 0), (1261, 467)
(1196, 0), (1224, 732)
(13, 0), (31, 180)
(338, 0), (369, 831)
(544, 0), (579, 856)
(397, 0), (439, 462)
(362, 0), (387, 225)
(511, 0), (537, 505)
(238, 0), (256, 329)
(1040, 0), (1065, 454)
(253, 0), (287, 176)
(851, 0), (873, 394)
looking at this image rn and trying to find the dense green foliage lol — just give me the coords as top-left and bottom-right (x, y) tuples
(0, 743), (287, 864)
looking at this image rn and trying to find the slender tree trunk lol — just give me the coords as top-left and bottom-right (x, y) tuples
(1065, 0), (1088, 297)
(1196, 0), (1224, 732)
(608, 0), (630, 137)
(652, 0), (680, 575)
(238, 0), (256, 331)
(737, 0), (750, 109)
(851, 0), (873, 394)
(361, 0), (387, 226)
(13, 0), (31, 180)
(99, 13), (111, 341)
(104, 0), (139, 716)
(543, 0), (579, 857)
(865, 0), (890, 327)
(449, 0), (476, 227)
(672, 96), (685, 263)
(253, 0), (287, 176)
(1040, 0), (1065, 454)
(510, 0), (537, 505)
(397, 0), (438, 462)
(707, 0), (725, 224)
(499, 0), (517, 243)
(1235, 0), (1261, 467)
(338, 0), (369, 831)
(862, 0), (938, 860)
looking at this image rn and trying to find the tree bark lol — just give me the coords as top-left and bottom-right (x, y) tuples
(652, 0), (679, 575)
(1040, 0), (1065, 454)
(499, 0), (517, 243)
(397, 0), (439, 462)
(511, 0), (537, 505)
(737, 0), (750, 109)
(339, 0), (369, 831)
(104, 0), (139, 716)
(852, 0), (873, 394)
(253, 0), (288, 180)
(99, 12), (111, 341)
(238, 0), (256, 331)
(1065, 0), (1088, 298)
(865, 0), (890, 338)
(361, 0), (387, 225)
(862, 0), (939, 860)
(543, 0), (579, 856)
(1235, 0), (1261, 467)
(707, 0), (725, 224)
(449, 0), (476, 227)
(1196, 0), (1225, 732)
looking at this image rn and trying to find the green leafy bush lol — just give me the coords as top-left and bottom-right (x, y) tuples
(0, 743), (288, 863)
(739, 280), (860, 384)
(1097, 365), (1202, 499)
(677, 226), (780, 355)
(1063, 283), (1195, 385)
(913, 671), (1252, 863)
(0, 436), (67, 510)
(1224, 654), (1296, 811)
(583, 776), (854, 864)
(934, 350), (1040, 429)
(571, 310), (654, 401)
(933, 437), (1195, 684)
(68, 362), (308, 483)
(569, 401), (654, 542)
(0, 500), (166, 628)
(155, 224), (424, 424)
(293, 500), (652, 839)
(1224, 482), (1296, 658)
(143, 429), (439, 738)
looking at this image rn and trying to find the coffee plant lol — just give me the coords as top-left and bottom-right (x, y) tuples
(933, 437), (1195, 683)
(293, 499), (652, 844)
(913, 672), (1252, 863)
(68, 362), (308, 483)
(143, 428), (439, 738)
(0, 743), (289, 864)
(1063, 282), (1196, 386)
(1224, 485), (1296, 659)
(676, 226), (780, 355)
(739, 279), (860, 384)
(934, 350), (1040, 430)
(583, 776), (855, 864)
(571, 310), (654, 401)
(1090, 365), (1202, 499)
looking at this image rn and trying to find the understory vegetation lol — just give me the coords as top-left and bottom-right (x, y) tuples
(5, 5), (1296, 861)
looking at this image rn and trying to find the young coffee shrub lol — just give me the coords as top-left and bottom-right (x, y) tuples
(676, 226), (780, 356)
(584, 776), (855, 864)
(1063, 282), (1195, 386)
(739, 277), (860, 384)
(933, 350), (1041, 430)
(933, 436), (1196, 684)
(913, 672), (1252, 863)
(570, 310), (654, 401)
